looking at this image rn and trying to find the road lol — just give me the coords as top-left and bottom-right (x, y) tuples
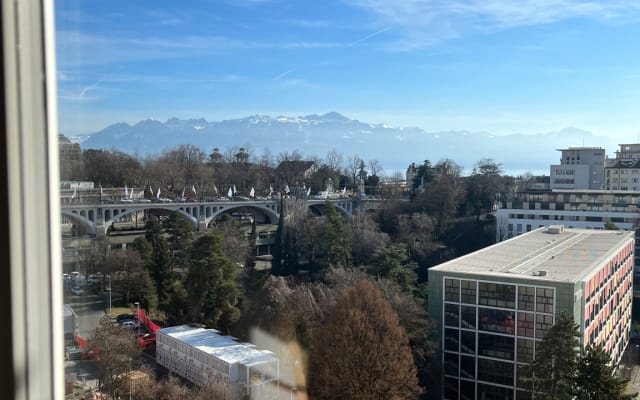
(65, 292), (108, 338)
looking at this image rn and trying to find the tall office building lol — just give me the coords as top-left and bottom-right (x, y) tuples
(428, 227), (634, 400)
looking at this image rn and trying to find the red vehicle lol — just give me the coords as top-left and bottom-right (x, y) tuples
(137, 333), (156, 350)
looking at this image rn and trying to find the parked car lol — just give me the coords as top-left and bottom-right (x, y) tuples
(116, 313), (138, 323)
(137, 333), (156, 349)
(137, 198), (151, 203)
(118, 198), (133, 203)
(71, 286), (84, 296)
(120, 320), (140, 330)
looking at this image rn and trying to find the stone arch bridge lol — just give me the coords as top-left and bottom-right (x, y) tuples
(61, 198), (365, 237)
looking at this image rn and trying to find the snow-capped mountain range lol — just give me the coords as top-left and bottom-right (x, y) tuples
(79, 112), (619, 175)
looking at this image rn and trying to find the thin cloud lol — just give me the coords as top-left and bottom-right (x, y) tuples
(347, 0), (640, 49)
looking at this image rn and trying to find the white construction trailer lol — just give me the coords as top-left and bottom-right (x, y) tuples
(156, 324), (279, 399)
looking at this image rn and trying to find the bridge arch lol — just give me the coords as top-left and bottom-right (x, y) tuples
(61, 210), (97, 236)
(204, 203), (280, 229)
(102, 206), (198, 234)
(307, 201), (351, 219)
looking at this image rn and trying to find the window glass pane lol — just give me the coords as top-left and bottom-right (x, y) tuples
(535, 314), (554, 339)
(479, 282), (516, 308)
(460, 355), (475, 379)
(477, 383), (514, 400)
(445, 278), (460, 302)
(517, 338), (535, 363)
(536, 287), (554, 314)
(444, 377), (458, 400)
(517, 286), (535, 311)
(460, 379), (475, 400)
(477, 358), (515, 386)
(478, 333), (515, 360)
(461, 330), (476, 354)
(461, 279), (477, 304)
(445, 352), (459, 377)
(461, 305), (476, 329)
(445, 328), (459, 352)
(445, 303), (460, 327)
(517, 312), (535, 337)
(478, 308), (515, 334)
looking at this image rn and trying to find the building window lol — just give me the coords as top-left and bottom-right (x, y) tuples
(535, 314), (554, 339)
(444, 352), (459, 377)
(536, 288), (554, 313)
(461, 331), (476, 354)
(445, 278), (460, 302)
(445, 328), (459, 352)
(478, 308), (515, 334)
(461, 306), (476, 329)
(461, 280), (477, 304)
(478, 333), (515, 360)
(477, 359), (515, 386)
(445, 303), (460, 327)
(517, 312), (535, 337)
(444, 377), (458, 399)
(518, 286), (535, 311)
(479, 282), (516, 308)
(460, 355), (476, 380)
(517, 338), (535, 363)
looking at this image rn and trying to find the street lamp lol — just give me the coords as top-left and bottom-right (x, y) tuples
(134, 302), (140, 337)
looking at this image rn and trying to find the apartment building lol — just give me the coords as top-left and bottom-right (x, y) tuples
(549, 147), (605, 190)
(428, 227), (634, 400)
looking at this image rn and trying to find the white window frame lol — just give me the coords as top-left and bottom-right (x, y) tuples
(1, 0), (63, 398)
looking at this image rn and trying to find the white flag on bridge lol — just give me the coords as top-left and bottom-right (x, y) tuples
(284, 185), (290, 194)
(99, 184), (103, 196)
(269, 184), (274, 196)
(307, 187), (311, 197)
(213, 184), (218, 195)
(227, 186), (233, 198)
(71, 187), (76, 200)
(149, 185), (154, 196)
(192, 185), (197, 195)
(249, 187), (255, 198)
(124, 184), (128, 198)
(233, 184), (237, 195)
(157, 188), (161, 199)
(182, 187), (185, 198)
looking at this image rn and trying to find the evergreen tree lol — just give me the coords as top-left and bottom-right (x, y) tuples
(527, 312), (580, 400)
(163, 211), (194, 267)
(573, 345), (636, 400)
(369, 244), (418, 293)
(244, 216), (257, 272)
(144, 220), (174, 312)
(186, 232), (241, 333)
(324, 201), (351, 268)
(308, 280), (421, 399)
(271, 194), (285, 276)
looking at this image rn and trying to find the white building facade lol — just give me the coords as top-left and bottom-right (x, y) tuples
(550, 147), (605, 190)
(156, 325), (279, 399)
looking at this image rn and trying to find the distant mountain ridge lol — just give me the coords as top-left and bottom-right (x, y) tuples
(80, 112), (619, 175)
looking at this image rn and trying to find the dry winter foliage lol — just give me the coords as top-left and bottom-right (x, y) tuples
(307, 280), (421, 400)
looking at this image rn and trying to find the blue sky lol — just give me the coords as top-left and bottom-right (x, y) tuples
(56, 0), (640, 139)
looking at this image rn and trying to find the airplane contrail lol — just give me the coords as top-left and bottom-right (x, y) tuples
(348, 25), (392, 46)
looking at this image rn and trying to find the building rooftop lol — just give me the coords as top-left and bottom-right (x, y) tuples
(158, 324), (277, 367)
(430, 227), (634, 282)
